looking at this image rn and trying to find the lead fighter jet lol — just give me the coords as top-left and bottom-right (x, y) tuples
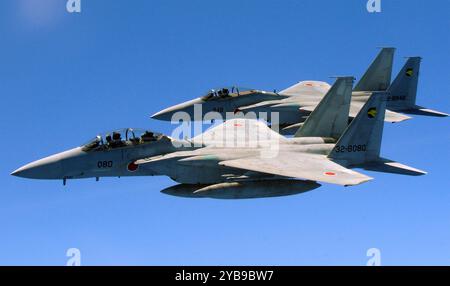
(11, 77), (426, 199)
(151, 48), (448, 135)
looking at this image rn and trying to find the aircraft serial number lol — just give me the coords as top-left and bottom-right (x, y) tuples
(97, 161), (113, 168)
(334, 144), (367, 153)
(387, 95), (406, 101)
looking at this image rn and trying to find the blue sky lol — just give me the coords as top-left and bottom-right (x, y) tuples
(0, 0), (449, 265)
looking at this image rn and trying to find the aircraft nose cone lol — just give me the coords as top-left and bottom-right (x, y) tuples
(151, 98), (203, 121)
(11, 156), (63, 179)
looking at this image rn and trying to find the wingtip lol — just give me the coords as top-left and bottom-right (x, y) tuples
(354, 176), (374, 186)
(150, 110), (164, 119)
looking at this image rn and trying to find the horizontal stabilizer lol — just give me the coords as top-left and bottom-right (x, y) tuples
(383, 109), (412, 122)
(399, 106), (448, 117)
(295, 100), (411, 123)
(348, 102), (411, 123)
(359, 158), (427, 176)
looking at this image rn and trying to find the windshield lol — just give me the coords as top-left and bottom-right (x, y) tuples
(81, 128), (164, 152)
(201, 86), (258, 101)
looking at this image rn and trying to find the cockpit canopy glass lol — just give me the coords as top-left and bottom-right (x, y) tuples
(201, 86), (257, 101)
(81, 128), (164, 152)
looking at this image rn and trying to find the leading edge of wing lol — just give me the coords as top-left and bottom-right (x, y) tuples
(219, 153), (373, 186)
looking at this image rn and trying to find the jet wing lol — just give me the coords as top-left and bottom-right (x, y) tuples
(280, 81), (331, 96)
(191, 118), (288, 146)
(219, 152), (373, 186)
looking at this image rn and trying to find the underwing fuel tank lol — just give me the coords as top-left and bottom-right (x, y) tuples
(161, 180), (321, 199)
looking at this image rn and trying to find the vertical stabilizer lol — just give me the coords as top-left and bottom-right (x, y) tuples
(328, 92), (387, 166)
(354, 47), (395, 92)
(295, 77), (354, 139)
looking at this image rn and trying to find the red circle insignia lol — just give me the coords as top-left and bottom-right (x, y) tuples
(127, 162), (139, 172)
(324, 172), (336, 176)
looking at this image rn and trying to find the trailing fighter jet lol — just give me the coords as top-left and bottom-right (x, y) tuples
(11, 77), (425, 199)
(151, 48), (448, 135)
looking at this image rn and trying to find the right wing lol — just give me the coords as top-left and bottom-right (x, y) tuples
(219, 152), (373, 186)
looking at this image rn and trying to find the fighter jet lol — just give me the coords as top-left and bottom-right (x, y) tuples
(151, 48), (448, 135)
(137, 77), (426, 199)
(10, 129), (195, 185)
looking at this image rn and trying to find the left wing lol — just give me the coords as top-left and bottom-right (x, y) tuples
(219, 152), (373, 186)
(191, 118), (288, 147)
(280, 80), (331, 96)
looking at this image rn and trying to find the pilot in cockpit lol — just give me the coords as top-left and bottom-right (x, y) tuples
(217, 88), (230, 98)
(141, 131), (156, 142)
(112, 132), (124, 147)
(112, 132), (121, 141)
(104, 132), (124, 148)
(105, 134), (112, 145)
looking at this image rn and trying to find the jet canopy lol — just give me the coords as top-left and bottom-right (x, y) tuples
(201, 86), (259, 101)
(81, 128), (164, 152)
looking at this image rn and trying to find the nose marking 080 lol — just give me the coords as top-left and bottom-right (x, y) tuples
(97, 161), (113, 168)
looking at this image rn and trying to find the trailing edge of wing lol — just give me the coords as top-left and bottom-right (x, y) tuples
(219, 152), (373, 186)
